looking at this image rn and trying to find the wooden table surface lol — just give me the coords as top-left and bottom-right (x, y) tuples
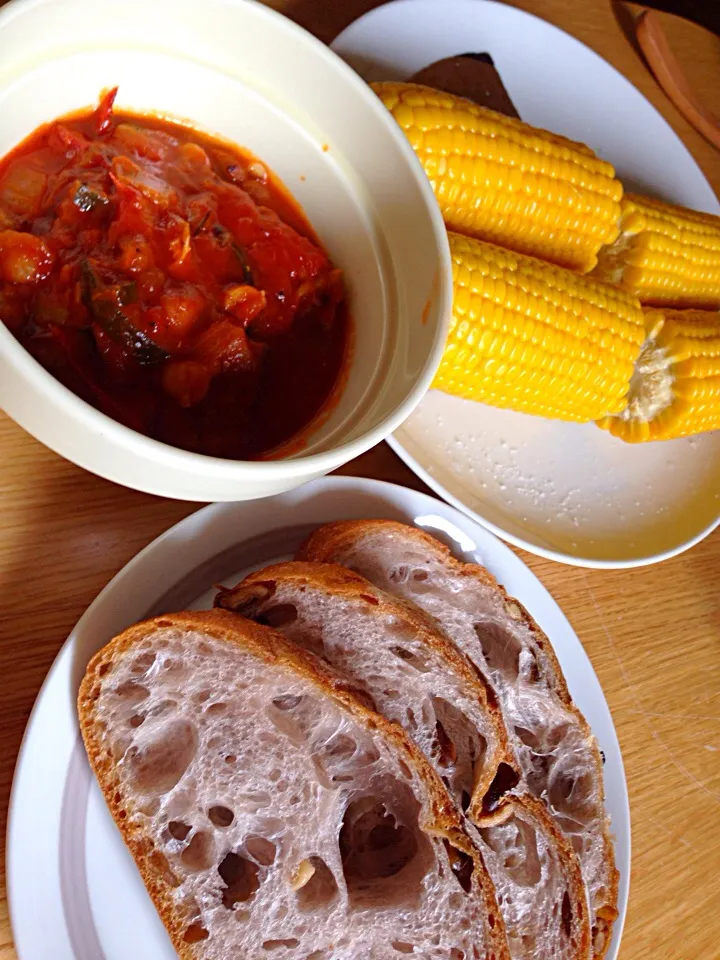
(1, 1), (719, 958)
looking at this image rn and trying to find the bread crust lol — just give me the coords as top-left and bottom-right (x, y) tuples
(78, 609), (510, 960)
(298, 520), (619, 959)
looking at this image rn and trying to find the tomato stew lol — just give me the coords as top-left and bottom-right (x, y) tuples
(0, 89), (349, 459)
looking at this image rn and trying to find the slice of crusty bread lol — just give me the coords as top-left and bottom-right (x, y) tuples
(479, 795), (589, 960)
(298, 521), (618, 960)
(78, 610), (509, 960)
(215, 562), (591, 960)
(216, 561), (514, 812)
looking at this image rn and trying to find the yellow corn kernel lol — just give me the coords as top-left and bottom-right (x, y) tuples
(434, 233), (645, 421)
(373, 81), (622, 273)
(597, 308), (720, 441)
(592, 194), (720, 308)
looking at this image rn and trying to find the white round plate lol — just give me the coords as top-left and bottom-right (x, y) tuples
(7, 476), (629, 959)
(332, 0), (720, 568)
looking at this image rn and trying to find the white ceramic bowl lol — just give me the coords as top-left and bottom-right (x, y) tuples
(0, 0), (451, 500)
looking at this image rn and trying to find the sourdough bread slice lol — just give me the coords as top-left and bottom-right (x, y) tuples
(298, 522), (618, 960)
(216, 562), (513, 811)
(78, 610), (508, 960)
(216, 563), (591, 960)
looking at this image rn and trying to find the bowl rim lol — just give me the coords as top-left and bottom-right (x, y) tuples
(0, 0), (452, 479)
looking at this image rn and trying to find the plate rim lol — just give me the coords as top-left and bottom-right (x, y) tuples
(332, 0), (720, 569)
(388, 433), (720, 569)
(6, 474), (630, 959)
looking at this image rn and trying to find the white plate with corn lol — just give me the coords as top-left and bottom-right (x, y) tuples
(333, 0), (720, 568)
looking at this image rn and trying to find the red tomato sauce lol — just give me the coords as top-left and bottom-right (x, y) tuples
(0, 89), (349, 459)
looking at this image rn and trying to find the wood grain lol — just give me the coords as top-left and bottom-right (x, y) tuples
(1, 2), (719, 959)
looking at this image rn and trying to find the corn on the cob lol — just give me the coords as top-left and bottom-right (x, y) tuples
(597, 308), (720, 441)
(373, 81), (622, 273)
(434, 232), (646, 421)
(592, 194), (720, 308)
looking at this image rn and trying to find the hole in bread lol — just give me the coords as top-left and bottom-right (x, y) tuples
(183, 923), (209, 943)
(225, 754), (237, 765)
(525, 655), (540, 684)
(390, 646), (431, 673)
(273, 695), (301, 710)
(168, 821), (192, 841)
(442, 840), (474, 894)
(97, 661), (111, 677)
(481, 763), (520, 814)
(317, 734), (356, 766)
(127, 718), (197, 795)
(218, 852), (260, 908)
(295, 856), (338, 908)
(359, 593), (379, 605)
(130, 652), (156, 676)
(205, 701), (228, 716)
(392, 943), (415, 953)
(268, 699), (309, 744)
(346, 686), (378, 713)
(449, 951), (465, 960)
(548, 769), (593, 825)
(389, 565), (409, 583)
(193, 689), (211, 703)
(257, 604), (298, 628)
(481, 815), (541, 887)
(561, 891), (573, 938)
(339, 788), (428, 906)
(269, 768), (282, 782)
(245, 836), (276, 866)
(434, 718), (457, 768)
(412, 569), (429, 582)
(514, 725), (542, 750)
(474, 622), (523, 682)
(128, 714), (145, 728)
(114, 681), (150, 702)
(263, 940), (300, 950)
(182, 830), (216, 871)
(312, 733), (379, 787)
(431, 698), (486, 808)
(209, 806), (235, 828)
